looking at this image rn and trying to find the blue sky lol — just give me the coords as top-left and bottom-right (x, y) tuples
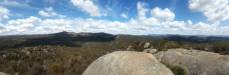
(0, 0), (229, 35)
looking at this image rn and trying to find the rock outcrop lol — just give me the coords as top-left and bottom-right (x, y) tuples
(154, 49), (229, 75)
(83, 51), (174, 75)
(0, 72), (10, 75)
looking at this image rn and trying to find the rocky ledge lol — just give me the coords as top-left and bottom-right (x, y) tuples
(154, 49), (229, 75)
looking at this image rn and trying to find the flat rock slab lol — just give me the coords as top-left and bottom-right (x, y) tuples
(83, 51), (174, 75)
(155, 49), (229, 75)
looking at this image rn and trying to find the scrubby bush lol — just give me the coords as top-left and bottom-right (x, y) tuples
(170, 65), (188, 75)
(163, 62), (189, 75)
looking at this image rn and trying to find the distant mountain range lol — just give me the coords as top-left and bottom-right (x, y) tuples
(0, 31), (229, 49)
(0, 31), (116, 49)
(152, 34), (229, 43)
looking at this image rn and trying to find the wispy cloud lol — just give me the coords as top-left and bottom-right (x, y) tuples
(38, 7), (65, 18)
(70, 0), (103, 17)
(0, 6), (10, 20)
(189, 0), (229, 23)
(120, 13), (128, 19)
(0, 0), (37, 9)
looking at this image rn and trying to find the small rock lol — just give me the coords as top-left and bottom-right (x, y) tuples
(143, 42), (151, 48)
(26, 51), (30, 55)
(143, 48), (157, 54)
(2, 54), (6, 58)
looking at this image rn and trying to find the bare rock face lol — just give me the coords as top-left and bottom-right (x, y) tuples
(83, 51), (174, 75)
(0, 72), (10, 75)
(154, 49), (229, 75)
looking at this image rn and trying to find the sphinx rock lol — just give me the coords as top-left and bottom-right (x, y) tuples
(83, 51), (174, 75)
(155, 49), (229, 75)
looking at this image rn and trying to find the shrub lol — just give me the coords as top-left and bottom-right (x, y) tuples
(162, 62), (189, 75)
(170, 65), (188, 75)
(47, 63), (64, 75)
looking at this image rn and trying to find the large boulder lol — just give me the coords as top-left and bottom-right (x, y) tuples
(83, 51), (174, 75)
(155, 49), (229, 75)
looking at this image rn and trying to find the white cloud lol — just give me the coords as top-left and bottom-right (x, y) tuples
(70, 0), (102, 17)
(5, 16), (41, 33)
(0, 6), (10, 20)
(120, 13), (128, 19)
(0, 0), (34, 9)
(2, 15), (229, 35)
(1, 1), (229, 35)
(151, 7), (175, 21)
(38, 7), (65, 17)
(1, 17), (81, 34)
(137, 2), (148, 20)
(0, 23), (5, 33)
(189, 0), (229, 23)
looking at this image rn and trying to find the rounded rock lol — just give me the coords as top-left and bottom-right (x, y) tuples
(83, 51), (174, 75)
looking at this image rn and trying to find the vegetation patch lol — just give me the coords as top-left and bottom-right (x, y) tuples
(162, 62), (189, 75)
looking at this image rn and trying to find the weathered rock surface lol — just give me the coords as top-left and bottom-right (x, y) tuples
(83, 51), (174, 75)
(0, 72), (10, 75)
(143, 48), (157, 54)
(154, 49), (229, 75)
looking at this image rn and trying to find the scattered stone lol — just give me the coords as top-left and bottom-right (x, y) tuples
(83, 51), (174, 75)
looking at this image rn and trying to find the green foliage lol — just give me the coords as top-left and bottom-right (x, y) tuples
(164, 41), (180, 49)
(151, 40), (181, 51)
(48, 63), (64, 75)
(212, 41), (229, 53)
(163, 62), (189, 75)
(170, 65), (189, 75)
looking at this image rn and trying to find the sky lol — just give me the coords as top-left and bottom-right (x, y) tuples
(0, 0), (229, 35)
